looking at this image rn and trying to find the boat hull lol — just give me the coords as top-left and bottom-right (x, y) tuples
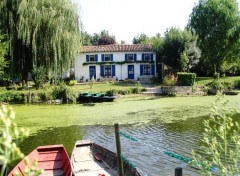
(8, 145), (72, 176)
(71, 140), (142, 176)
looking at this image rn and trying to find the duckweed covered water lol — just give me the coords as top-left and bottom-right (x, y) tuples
(11, 94), (240, 175)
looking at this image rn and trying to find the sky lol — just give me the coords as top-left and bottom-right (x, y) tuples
(72, 0), (239, 44)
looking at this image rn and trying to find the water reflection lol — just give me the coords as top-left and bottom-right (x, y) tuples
(19, 113), (240, 176)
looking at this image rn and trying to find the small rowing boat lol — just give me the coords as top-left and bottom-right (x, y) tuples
(77, 93), (119, 103)
(8, 145), (72, 176)
(71, 140), (142, 176)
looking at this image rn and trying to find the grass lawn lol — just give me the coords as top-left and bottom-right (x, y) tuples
(195, 76), (240, 86)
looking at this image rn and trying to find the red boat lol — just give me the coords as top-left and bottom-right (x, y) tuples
(8, 145), (72, 176)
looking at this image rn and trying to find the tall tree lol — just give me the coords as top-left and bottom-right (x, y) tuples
(98, 36), (116, 45)
(188, 0), (240, 73)
(97, 30), (116, 45)
(132, 33), (150, 44)
(0, 34), (8, 75)
(162, 28), (201, 72)
(0, 0), (81, 80)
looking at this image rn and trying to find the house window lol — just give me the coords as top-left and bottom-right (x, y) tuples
(105, 54), (111, 61)
(104, 65), (112, 76)
(144, 54), (150, 61)
(144, 65), (151, 75)
(89, 55), (95, 62)
(128, 54), (134, 61)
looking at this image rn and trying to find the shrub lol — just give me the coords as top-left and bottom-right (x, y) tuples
(69, 80), (77, 86)
(51, 83), (76, 103)
(132, 81), (143, 94)
(168, 92), (177, 97)
(177, 72), (196, 86)
(163, 78), (176, 86)
(0, 92), (24, 103)
(234, 80), (240, 89)
(32, 65), (47, 89)
(213, 72), (220, 80)
(222, 81), (235, 90)
(191, 93), (240, 175)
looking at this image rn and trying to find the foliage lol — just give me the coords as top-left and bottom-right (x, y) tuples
(0, 0), (81, 80)
(188, 0), (240, 73)
(167, 92), (177, 97)
(163, 75), (177, 86)
(177, 72), (196, 86)
(0, 34), (8, 75)
(51, 83), (76, 103)
(89, 77), (96, 89)
(191, 93), (240, 175)
(0, 105), (29, 176)
(81, 30), (116, 46)
(131, 81), (143, 94)
(132, 33), (151, 44)
(213, 72), (220, 81)
(0, 92), (25, 103)
(68, 80), (77, 86)
(98, 36), (116, 45)
(162, 27), (201, 71)
(31, 65), (47, 89)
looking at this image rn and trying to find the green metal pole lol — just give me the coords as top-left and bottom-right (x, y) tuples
(115, 123), (124, 176)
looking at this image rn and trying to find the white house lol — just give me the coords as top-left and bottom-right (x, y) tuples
(75, 44), (156, 82)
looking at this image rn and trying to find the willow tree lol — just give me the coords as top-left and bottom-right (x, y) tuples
(0, 0), (81, 80)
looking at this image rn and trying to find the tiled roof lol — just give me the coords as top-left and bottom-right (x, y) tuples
(81, 44), (153, 53)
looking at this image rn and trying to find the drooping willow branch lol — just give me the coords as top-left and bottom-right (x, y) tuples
(0, 0), (81, 77)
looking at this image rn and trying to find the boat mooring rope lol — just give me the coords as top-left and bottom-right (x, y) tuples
(119, 131), (218, 173)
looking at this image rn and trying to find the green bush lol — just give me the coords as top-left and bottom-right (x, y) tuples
(0, 92), (24, 103)
(51, 83), (76, 103)
(177, 72), (196, 86)
(206, 80), (224, 90)
(213, 72), (220, 80)
(32, 65), (47, 89)
(222, 81), (235, 90)
(69, 80), (77, 86)
(163, 78), (176, 86)
(234, 80), (240, 89)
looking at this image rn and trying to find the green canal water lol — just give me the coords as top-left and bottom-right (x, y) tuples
(10, 95), (240, 175)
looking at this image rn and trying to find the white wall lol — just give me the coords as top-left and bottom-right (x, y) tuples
(75, 51), (156, 81)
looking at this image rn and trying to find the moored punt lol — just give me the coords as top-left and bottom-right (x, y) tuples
(8, 145), (72, 176)
(78, 93), (119, 103)
(71, 140), (143, 176)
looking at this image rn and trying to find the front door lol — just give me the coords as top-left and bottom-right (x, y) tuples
(89, 66), (96, 79)
(128, 65), (134, 79)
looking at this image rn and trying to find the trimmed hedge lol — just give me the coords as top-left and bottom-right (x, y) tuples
(177, 72), (196, 86)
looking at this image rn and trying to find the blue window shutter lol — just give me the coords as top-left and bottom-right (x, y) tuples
(151, 64), (155, 75)
(134, 53), (137, 61)
(142, 53), (144, 61)
(151, 53), (154, 61)
(125, 54), (128, 61)
(112, 65), (116, 76)
(101, 54), (104, 61)
(95, 54), (98, 61)
(86, 55), (89, 62)
(110, 54), (113, 61)
(140, 65), (144, 76)
(100, 65), (104, 76)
